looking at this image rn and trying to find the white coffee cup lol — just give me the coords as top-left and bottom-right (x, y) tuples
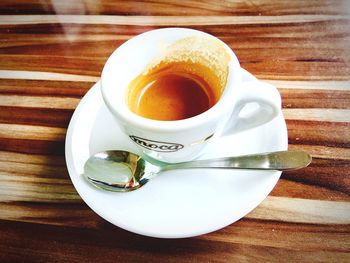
(101, 28), (281, 163)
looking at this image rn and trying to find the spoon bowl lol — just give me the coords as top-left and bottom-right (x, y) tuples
(82, 150), (311, 192)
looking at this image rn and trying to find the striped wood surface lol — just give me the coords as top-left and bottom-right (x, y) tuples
(0, 1), (349, 262)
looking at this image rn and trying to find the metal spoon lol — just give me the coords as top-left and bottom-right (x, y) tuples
(82, 150), (311, 192)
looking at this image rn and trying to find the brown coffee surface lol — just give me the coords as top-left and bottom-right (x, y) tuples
(128, 70), (214, 120)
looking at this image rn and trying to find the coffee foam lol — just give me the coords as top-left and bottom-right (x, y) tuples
(142, 36), (231, 97)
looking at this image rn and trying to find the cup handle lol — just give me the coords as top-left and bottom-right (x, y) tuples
(219, 80), (281, 136)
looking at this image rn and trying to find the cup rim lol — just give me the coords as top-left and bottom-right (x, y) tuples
(101, 27), (241, 133)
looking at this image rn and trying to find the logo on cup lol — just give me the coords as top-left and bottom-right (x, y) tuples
(130, 136), (184, 152)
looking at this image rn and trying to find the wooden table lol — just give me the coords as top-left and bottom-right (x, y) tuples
(0, 1), (349, 262)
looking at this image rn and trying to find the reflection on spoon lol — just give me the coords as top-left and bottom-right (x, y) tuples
(82, 150), (311, 192)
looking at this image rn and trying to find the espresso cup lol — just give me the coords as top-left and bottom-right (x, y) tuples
(101, 28), (281, 163)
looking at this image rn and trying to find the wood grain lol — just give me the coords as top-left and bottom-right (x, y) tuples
(1, 0), (349, 16)
(0, 219), (349, 263)
(1, 14), (348, 25)
(0, 1), (349, 262)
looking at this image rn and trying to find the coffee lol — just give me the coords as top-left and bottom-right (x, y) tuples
(128, 63), (218, 120)
(127, 36), (230, 121)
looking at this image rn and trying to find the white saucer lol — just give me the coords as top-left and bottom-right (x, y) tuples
(65, 69), (288, 238)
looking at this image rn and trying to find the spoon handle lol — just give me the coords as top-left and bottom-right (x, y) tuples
(160, 150), (311, 172)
